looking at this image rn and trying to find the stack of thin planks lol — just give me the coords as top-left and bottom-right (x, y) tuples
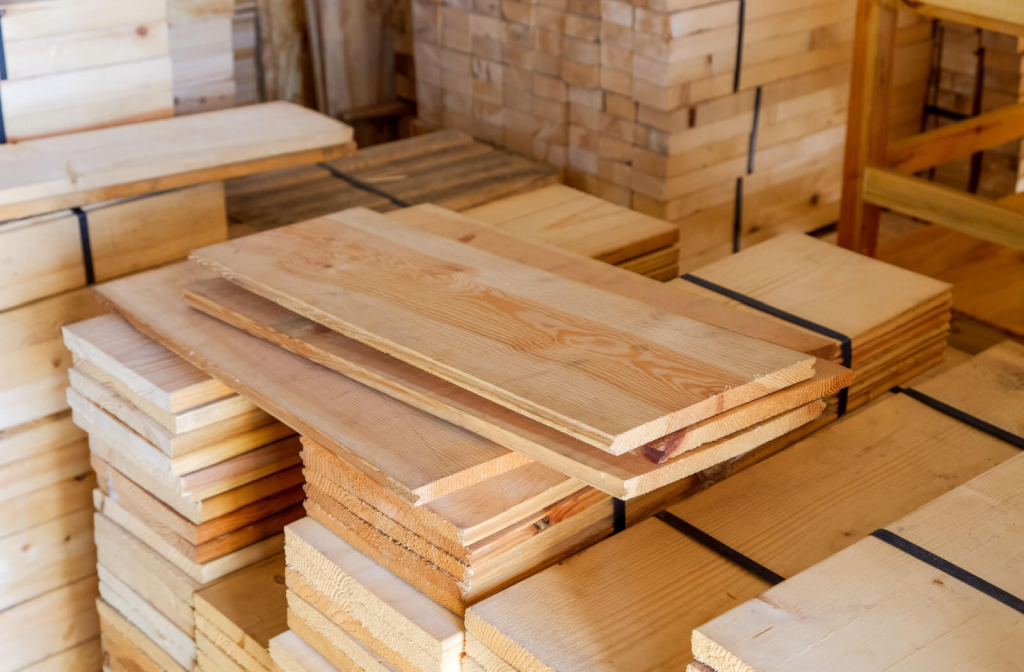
(194, 554), (288, 672)
(464, 184), (680, 280)
(232, 1), (263, 107)
(410, 0), (933, 267)
(168, 0), (236, 114)
(0, 0), (173, 142)
(0, 102), (353, 672)
(668, 232), (954, 415)
(225, 130), (558, 238)
(462, 341), (1024, 670)
(62, 314), (305, 672)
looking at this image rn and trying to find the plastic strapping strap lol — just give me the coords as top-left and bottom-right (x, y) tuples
(318, 162), (412, 208)
(733, 0), (746, 93)
(733, 86), (762, 254)
(871, 529), (1024, 615)
(894, 387), (1024, 450)
(656, 511), (785, 585)
(613, 498), (626, 534)
(0, 9), (7, 144)
(73, 207), (96, 286)
(678, 273), (852, 415)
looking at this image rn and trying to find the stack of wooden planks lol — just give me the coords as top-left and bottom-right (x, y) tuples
(668, 232), (954, 412)
(62, 314), (304, 672)
(0, 0), (173, 142)
(232, 1), (263, 107)
(194, 553), (288, 672)
(461, 341), (1024, 670)
(411, 0), (934, 265)
(168, 0), (236, 114)
(225, 130), (559, 237)
(925, 21), (1024, 199)
(0, 102), (353, 672)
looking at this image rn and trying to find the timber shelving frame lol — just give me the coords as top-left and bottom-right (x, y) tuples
(838, 0), (1024, 254)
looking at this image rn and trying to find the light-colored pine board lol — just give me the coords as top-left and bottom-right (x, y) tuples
(0, 410), (82, 467)
(16, 638), (102, 672)
(270, 630), (343, 672)
(0, 575), (99, 672)
(97, 598), (190, 672)
(287, 591), (402, 672)
(191, 207), (816, 454)
(0, 101), (354, 221)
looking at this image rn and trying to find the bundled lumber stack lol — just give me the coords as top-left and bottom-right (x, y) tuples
(61, 314), (304, 672)
(0, 102), (353, 672)
(668, 232), (953, 414)
(0, 0), (173, 142)
(462, 341), (1024, 670)
(411, 0), (933, 264)
(226, 130), (558, 237)
(233, 1), (263, 107)
(465, 184), (680, 279)
(926, 22), (1024, 199)
(194, 554), (288, 672)
(168, 0), (236, 114)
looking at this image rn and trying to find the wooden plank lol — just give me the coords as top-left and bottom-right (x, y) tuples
(286, 590), (402, 672)
(864, 167), (1024, 251)
(887, 101), (1024, 174)
(0, 101), (354, 221)
(691, 450), (1024, 672)
(884, 0), (1024, 36)
(0, 437), (88, 501)
(0, 575), (99, 672)
(269, 630), (342, 672)
(95, 266), (528, 505)
(191, 207), (816, 454)
(0, 471), (95, 540)
(16, 639), (101, 672)
(97, 598), (190, 672)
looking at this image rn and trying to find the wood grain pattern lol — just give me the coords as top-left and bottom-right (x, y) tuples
(0, 101), (354, 221)
(95, 264), (528, 505)
(191, 207), (815, 454)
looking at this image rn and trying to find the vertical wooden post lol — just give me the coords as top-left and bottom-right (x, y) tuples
(838, 0), (899, 255)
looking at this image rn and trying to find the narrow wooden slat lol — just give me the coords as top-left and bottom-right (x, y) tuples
(887, 101), (1024, 174)
(191, 207), (816, 454)
(863, 167), (1024, 251)
(883, 0), (1024, 36)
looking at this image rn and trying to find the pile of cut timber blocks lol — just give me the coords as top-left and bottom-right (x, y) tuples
(79, 181), (973, 672)
(0, 102), (354, 672)
(411, 0), (934, 268)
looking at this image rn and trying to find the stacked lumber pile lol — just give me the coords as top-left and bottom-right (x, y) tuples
(926, 22), (1024, 199)
(62, 314), (303, 672)
(462, 341), (1024, 670)
(411, 0), (933, 265)
(233, 1), (263, 107)
(0, 0), (173, 142)
(168, 0), (236, 114)
(668, 232), (953, 413)
(194, 553), (287, 672)
(226, 130), (559, 237)
(0, 102), (353, 672)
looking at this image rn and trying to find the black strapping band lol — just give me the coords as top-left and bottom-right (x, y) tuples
(894, 387), (1024, 450)
(656, 511), (785, 585)
(679, 273), (852, 415)
(73, 207), (95, 286)
(0, 9), (7, 145)
(318, 162), (413, 208)
(871, 529), (1024, 615)
(732, 86), (763, 254)
(923, 104), (968, 122)
(733, 0), (746, 93)
(613, 498), (626, 534)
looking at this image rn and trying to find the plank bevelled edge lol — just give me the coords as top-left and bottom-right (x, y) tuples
(0, 141), (357, 222)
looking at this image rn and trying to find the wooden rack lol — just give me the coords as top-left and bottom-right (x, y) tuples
(838, 0), (1024, 254)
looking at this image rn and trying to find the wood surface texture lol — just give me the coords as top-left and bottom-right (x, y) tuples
(191, 207), (816, 454)
(0, 102), (354, 221)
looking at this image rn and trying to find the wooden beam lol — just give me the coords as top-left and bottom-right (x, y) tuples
(882, 0), (1024, 36)
(838, 0), (898, 255)
(863, 167), (1024, 251)
(887, 101), (1024, 174)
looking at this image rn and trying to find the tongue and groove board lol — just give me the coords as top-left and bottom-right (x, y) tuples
(190, 207), (817, 455)
(692, 450), (1024, 672)
(0, 101), (355, 221)
(464, 345), (1024, 671)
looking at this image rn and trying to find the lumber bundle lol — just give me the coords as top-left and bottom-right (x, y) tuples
(233, 1), (263, 107)
(668, 232), (954, 415)
(225, 130), (558, 238)
(59, 314), (305, 671)
(0, 0), (173, 143)
(168, 0), (236, 114)
(463, 341), (1024, 670)
(194, 554), (288, 672)
(0, 102), (352, 672)
(925, 21), (1024, 199)
(411, 0), (933, 266)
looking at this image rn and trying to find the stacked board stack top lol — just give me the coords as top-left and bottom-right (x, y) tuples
(0, 0), (173, 142)
(411, 0), (934, 268)
(0, 101), (354, 672)
(462, 341), (1024, 671)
